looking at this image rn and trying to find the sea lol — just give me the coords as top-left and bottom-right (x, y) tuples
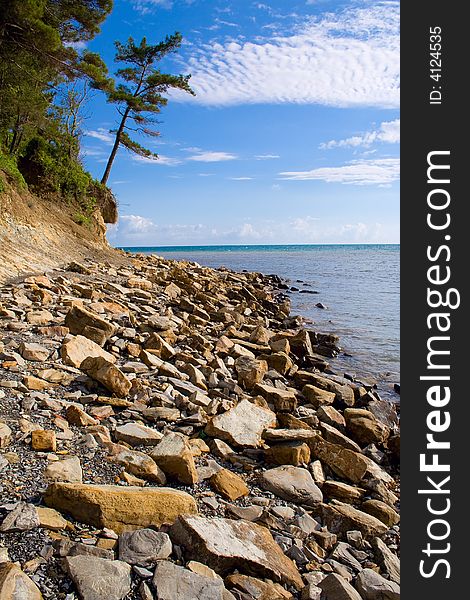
(121, 244), (400, 401)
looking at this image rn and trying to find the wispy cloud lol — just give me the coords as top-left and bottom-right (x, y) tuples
(187, 151), (238, 162)
(320, 119), (400, 149)
(255, 154), (280, 160)
(130, 0), (173, 14)
(177, 3), (399, 107)
(85, 128), (114, 145)
(280, 158), (400, 185)
(132, 154), (183, 166)
(228, 176), (253, 180)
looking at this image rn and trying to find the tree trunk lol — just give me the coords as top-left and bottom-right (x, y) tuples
(101, 107), (130, 185)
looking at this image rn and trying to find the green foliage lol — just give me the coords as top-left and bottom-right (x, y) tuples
(0, 150), (27, 191)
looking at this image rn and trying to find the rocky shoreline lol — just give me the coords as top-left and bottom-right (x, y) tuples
(0, 253), (400, 599)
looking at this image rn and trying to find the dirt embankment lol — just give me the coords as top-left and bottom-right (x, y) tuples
(0, 173), (126, 283)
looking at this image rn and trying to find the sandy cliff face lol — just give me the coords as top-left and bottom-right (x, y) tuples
(0, 173), (122, 283)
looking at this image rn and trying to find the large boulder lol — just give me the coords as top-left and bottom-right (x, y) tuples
(44, 483), (198, 533)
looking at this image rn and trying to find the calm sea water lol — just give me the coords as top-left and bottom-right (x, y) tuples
(121, 244), (400, 400)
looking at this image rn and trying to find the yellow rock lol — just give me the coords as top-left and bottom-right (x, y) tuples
(36, 507), (68, 531)
(209, 468), (249, 501)
(31, 430), (56, 452)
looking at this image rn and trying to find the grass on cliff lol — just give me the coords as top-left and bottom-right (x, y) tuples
(0, 151), (28, 193)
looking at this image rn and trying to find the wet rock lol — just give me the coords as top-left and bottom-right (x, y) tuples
(355, 568), (400, 600)
(209, 468), (249, 501)
(114, 422), (163, 446)
(44, 483), (198, 533)
(153, 561), (227, 600)
(64, 555), (131, 600)
(318, 573), (362, 600)
(118, 529), (172, 566)
(150, 432), (198, 485)
(205, 399), (277, 448)
(61, 334), (116, 368)
(65, 304), (115, 345)
(0, 562), (43, 599)
(44, 455), (83, 483)
(81, 356), (132, 397)
(170, 515), (303, 590)
(261, 466), (323, 506)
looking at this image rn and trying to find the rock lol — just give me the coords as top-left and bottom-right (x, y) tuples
(234, 356), (268, 389)
(36, 506), (68, 531)
(301, 583), (322, 600)
(319, 423), (362, 453)
(344, 409), (390, 446)
(226, 504), (263, 521)
(118, 529), (172, 565)
(318, 573), (362, 600)
(44, 456), (83, 483)
(0, 502), (39, 532)
(65, 304), (115, 345)
(355, 569), (400, 599)
(19, 342), (50, 362)
(310, 436), (368, 483)
(297, 373), (354, 406)
(263, 429), (316, 443)
(23, 375), (52, 391)
(170, 515), (303, 590)
(53, 539), (114, 560)
(265, 442), (311, 466)
(61, 335), (116, 368)
(330, 542), (363, 573)
(254, 383), (297, 412)
(261, 466), (323, 506)
(114, 422), (163, 446)
(302, 385), (335, 408)
(317, 406), (346, 430)
(153, 561), (226, 600)
(81, 356), (132, 397)
(322, 481), (365, 503)
(260, 351), (294, 376)
(319, 503), (388, 539)
(0, 422), (12, 448)
(144, 333), (175, 359)
(209, 468), (249, 501)
(226, 574), (293, 599)
(44, 483), (198, 533)
(64, 556), (131, 600)
(0, 562), (43, 599)
(150, 432), (198, 485)
(113, 449), (166, 483)
(66, 405), (98, 427)
(361, 499), (400, 527)
(371, 537), (400, 584)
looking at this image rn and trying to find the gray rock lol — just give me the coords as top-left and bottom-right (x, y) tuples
(318, 573), (363, 600)
(261, 466), (323, 506)
(118, 529), (172, 566)
(64, 556), (131, 600)
(0, 502), (39, 532)
(114, 422), (163, 446)
(355, 568), (400, 599)
(43, 456), (83, 483)
(330, 542), (363, 573)
(372, 537), (400, 584)
(152, 561), (226, 599)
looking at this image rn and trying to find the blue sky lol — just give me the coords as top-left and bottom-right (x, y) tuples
(81, 0), (400, 246)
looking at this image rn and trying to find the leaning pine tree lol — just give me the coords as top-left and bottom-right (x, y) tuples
(98, 34), (194, 185)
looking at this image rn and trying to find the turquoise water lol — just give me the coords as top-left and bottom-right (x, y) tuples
(121, 244), (400, 399)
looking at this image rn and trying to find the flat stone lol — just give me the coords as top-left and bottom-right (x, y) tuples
(53, 539), (114, 560)
(210, 468), (249, 501)
(118, 529), (172, 565)
(153, 561), (226, 600)
(309, 436), (368, 483)
(319, 503), (388, 539)
(234, 356), (268, 389)
(254, 383), (297, 412)
(297, 373), (355, 406)
(81, 356), (132, 397)
(66, 405), (98, 426)
(323, 481), (365, 503)
(112, 449), (166, 483)
(150, 432), (198, 485)
(114, 422), (163, 446)
(19, 342), (50, 362)
(319, 423), (362, 453)
(261, 466), (323, 506)
(344, 409), (390, 446)
(65, 305), (116, 344)
(0, 502), (39, 532)
(44, 483), (198, 533)
(371, 537), (400, 584)
(361, 499), (400, 527)
(355, 568), (400, 600)
(170, 515), (303, 590)
(64, 556), (131, 600)
(205, 399), (277, 448)
(317, 406), (346, 430)
(0, 422), (12, 448)
(44, 456), (83, 483)
(318, 573), (362, 600)
(265, 442), (311, 466)
(36, 506), (68, 531)
(0, 562), (43, 599)
(61, 335), (116, 368)
(263, 429), (316, 443)
(226, 574), (293, 599)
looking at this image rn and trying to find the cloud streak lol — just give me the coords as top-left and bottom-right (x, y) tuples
(280, 158), (400, 185)
(178, 3), (399, 107)
(187, 150), (238, 162)
(320, 119), (400, 149)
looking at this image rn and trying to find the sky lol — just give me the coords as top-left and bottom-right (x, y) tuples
(80, 0), (400, 246)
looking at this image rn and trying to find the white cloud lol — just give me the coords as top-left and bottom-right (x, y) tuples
(132, 154), (182, 166)
(320, 119), (400, 149)
(187, 151), (238, 162)
(255, 154), (280, 160)
(177, 3), (399, 107)
(85, 128), (114, 145)
(229, 176), (253, 180)
(130, 0), (172, 14)
(280, 158), (400, 185)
